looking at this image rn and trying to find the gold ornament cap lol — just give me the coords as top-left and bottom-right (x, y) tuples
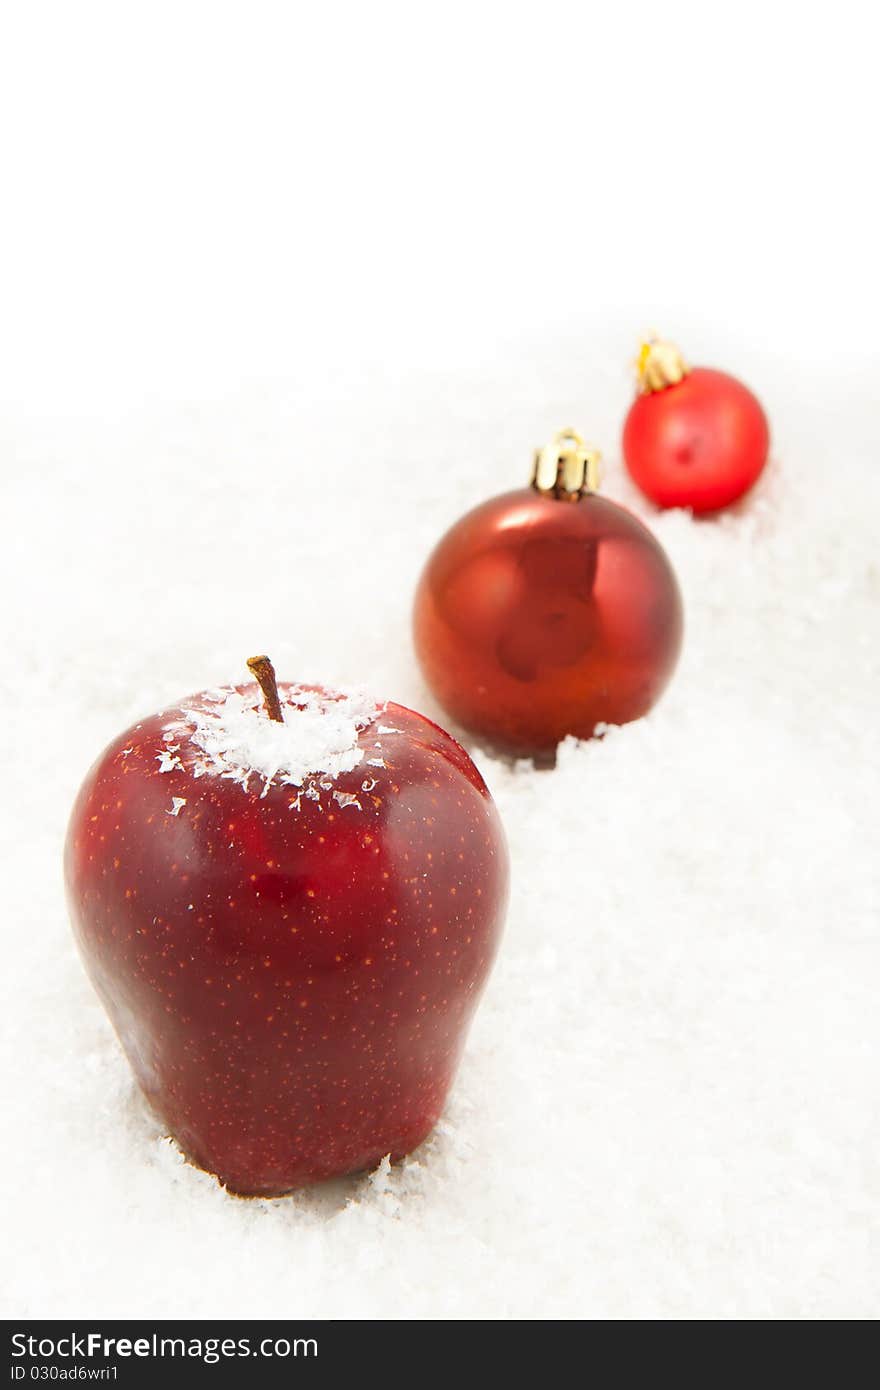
(636, 337), (690, 393)
(531, 428), (601, 500)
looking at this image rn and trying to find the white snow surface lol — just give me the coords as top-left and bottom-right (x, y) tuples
(3, 336), (879, 1321)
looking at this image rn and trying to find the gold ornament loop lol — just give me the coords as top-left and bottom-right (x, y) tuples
(636, 336), (690, 393)
(531, 428), (602, 501)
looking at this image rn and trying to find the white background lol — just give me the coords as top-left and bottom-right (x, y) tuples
(2, 2), (879, 1319)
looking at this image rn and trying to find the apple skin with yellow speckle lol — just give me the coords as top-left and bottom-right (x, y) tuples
(64, 684), (508, 1196)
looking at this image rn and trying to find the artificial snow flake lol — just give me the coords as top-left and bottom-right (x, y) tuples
(333, 791), (362, 810)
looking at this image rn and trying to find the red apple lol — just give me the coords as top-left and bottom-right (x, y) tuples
(64, 657), (508, 1196)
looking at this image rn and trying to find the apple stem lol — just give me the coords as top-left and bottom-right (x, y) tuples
(246, 655), (284, 723)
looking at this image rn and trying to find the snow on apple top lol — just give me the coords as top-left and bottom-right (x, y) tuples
(159, 685), (385, 796)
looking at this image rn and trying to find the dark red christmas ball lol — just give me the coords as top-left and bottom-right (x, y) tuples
(413, 431), (683, 758)
(622, 339), (770, 514)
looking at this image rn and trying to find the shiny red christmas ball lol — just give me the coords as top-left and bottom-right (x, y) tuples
(622, 339), (770, 514)
(65, 656), (508, 1195)
(413, 431), (683, 758)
